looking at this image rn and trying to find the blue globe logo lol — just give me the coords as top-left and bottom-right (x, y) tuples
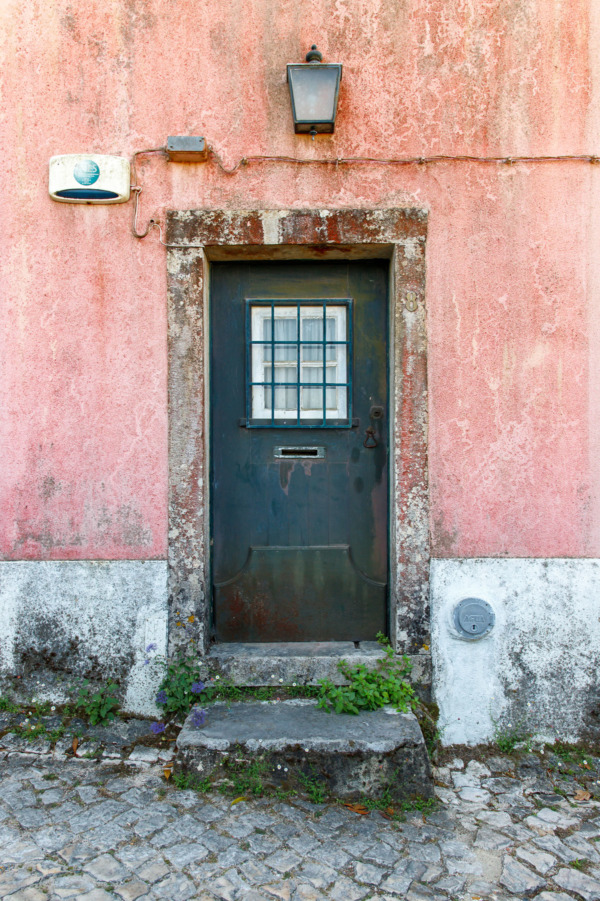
(73, 159), (100, 186)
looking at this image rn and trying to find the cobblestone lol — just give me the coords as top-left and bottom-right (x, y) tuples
(1, 747), (600, 900)
(499, 856), (547, 895)
(554, 867), (600, 900)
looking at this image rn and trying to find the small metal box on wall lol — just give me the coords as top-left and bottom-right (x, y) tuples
(166, 137), (208, 162)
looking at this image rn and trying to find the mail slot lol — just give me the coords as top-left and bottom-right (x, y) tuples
(274, 446), (326, 459)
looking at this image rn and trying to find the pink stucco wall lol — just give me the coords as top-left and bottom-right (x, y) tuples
(1, 0), (599, 560)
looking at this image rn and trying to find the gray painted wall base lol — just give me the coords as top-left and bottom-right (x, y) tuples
(0, 561), (168, 717)
(431, 558), (600, 745)
(177, 700), (433, 801)
(5, 556), (600, 746)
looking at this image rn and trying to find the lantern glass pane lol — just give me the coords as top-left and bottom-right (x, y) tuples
(289, 66), (339, 123)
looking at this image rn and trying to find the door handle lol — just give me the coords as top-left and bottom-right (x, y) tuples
(364, 427), (377, 448)
(364, 405), (384, 448)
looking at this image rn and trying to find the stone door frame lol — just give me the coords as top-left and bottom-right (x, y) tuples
(165, 209), (429, 673)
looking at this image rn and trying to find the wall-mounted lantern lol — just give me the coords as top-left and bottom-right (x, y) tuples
(287, 45), (342, 139)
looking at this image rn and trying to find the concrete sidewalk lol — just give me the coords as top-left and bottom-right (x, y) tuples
(2, 744), (600, 900)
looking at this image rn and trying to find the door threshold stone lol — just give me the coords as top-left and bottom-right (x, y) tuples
(177, 700), (433, 801)
(207, 641), (384, 686)
(206, 642), (430, 691)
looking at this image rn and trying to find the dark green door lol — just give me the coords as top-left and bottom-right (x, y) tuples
(211, 260), (388, 642)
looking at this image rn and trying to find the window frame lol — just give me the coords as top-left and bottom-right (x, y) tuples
(245, 298), (353, 428)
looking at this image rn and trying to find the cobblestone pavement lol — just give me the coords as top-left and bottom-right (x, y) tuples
(2, 747), (600, 900)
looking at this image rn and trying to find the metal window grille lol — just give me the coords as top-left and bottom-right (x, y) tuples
(246, 299), (352, 427)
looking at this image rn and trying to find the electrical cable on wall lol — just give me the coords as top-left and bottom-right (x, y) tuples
(130, 147), (166, 238)
(130, 145), (600, 244)
(211, 149), (600, 173)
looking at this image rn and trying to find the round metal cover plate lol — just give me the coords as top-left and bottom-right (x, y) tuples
(453, 597), (495, 640)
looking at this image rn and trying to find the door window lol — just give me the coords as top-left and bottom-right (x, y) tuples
(247, 300), (352, 426)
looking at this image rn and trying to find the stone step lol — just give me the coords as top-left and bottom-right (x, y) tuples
(176, 700), (433, 801)
(205, 641), (431, 694)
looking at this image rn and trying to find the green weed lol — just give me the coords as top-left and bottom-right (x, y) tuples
(21, 723), (47, 742)
(47, 726), (66, 742)
(220, 755), (269, 796)
(356, 771), (402, 812)
(358, 793), (435, 817)
(356, 766), (436, 816)
(570, 859), (590, 872)
(550, 741), (590, 766)
(155, 653), (321, 722)
(298, 767), (328, 804)
(155, 654), (216, 720)
(417, 702), (441, 761)
(359, 788), (395, 812)
(171, 771), (212, 792)
(493, 720), (531, 754)
(75, 681), (120, 726)
(212, 684), (276, 703)
(274, 788), (296, 801)
(401, 796), (436, 813)
(317, 633), (416, 715)
(0, 697), (20, 713)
